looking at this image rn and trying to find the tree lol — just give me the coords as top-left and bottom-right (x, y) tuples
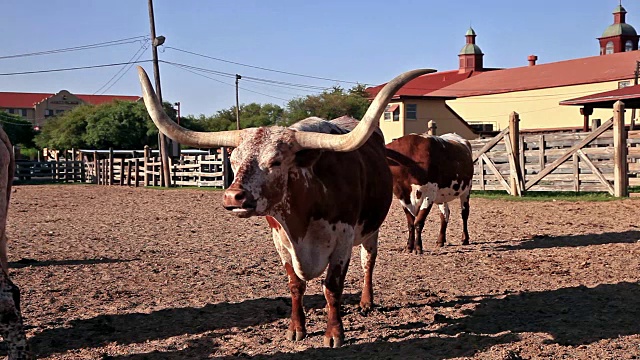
(0, 112), (37, 148)
(35, 100), (178, 150)
(284, 84), (371, 125)
(180, 103), (285, 132)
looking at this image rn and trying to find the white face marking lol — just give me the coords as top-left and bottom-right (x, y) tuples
(229, 127), (295, 215)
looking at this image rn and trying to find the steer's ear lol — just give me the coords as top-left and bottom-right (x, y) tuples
(294, 149), (322, 168)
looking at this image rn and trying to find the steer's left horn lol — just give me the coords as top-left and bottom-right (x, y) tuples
(137, 66), (242, 148)
(293, 68), (436, 152)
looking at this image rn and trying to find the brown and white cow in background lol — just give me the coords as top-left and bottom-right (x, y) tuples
(0, 128), (30, 360)
(137, 66), (435, 347)
(386, 133), (474, 254)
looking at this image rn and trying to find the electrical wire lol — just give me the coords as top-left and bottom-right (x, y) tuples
(164, 61), (291, 102)
(164, 46), (362, 85)
(0, 36), (148, 60)
(0, 60), (153, 76)
(94, 41), (151, 95)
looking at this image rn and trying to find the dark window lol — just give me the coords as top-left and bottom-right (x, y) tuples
(406, 104), (417, 120)
(626, 40), (633, 52)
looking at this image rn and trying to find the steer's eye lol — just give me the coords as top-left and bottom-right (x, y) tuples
(270, 160), (282, 167)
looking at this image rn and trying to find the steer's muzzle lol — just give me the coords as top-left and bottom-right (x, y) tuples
(223, 188), (257, 217)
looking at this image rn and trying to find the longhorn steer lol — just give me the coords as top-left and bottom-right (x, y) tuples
(0, 128), (30, 360)
(137, 66), (434, 347)
(386, 133), (473, 253)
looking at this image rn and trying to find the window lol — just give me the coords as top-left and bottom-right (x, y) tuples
(384, 105), (391, 121)
(45, 109), (54, 117)
(626, 40), (634, 52)
(55, 109), (65, 115)
(385, 104), (400, 122)
(19, 109), (27, 117)
(619, 80), (632, 89)
(606, 41), (614, 54)
(406, 104), (417, 121)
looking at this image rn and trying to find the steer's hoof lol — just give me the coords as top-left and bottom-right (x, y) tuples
(323, 334), (344, 348)
(285, 329), (306, 341)
(414, 248), (423, 255)
(404, 247), (414, 253)
(359, 301), (373, 313)
(462, 239), (470, 245)
(436, 242), (445, 248)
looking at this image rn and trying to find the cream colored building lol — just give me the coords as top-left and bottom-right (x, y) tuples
(0, 90), (140, 128)
(370, 5), (640, 137)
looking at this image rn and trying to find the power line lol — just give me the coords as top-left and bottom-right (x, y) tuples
(161, 61), (329, 92)
(0, 60), (153, 76)
(0, 36), (148, 60)
(165, 46), (362, 85)
(94, 40), (151, 95)
(164, 61), (291, 102)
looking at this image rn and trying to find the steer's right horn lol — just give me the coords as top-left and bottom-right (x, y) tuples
(137, 66), (242, 148)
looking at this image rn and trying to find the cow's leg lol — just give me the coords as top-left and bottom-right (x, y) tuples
(359, 231), (378, 312)
(413, 202), (433, 254)
(460, 191), (471, 245)
(402, 207), (416, 253)
(0, 272), (29, 360)
(284, 263), (307, 341)
(323, 248), (351, 348)
(436, 203), (450, 247)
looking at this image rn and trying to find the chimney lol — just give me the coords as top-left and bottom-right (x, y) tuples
(528, 55), (538, 66)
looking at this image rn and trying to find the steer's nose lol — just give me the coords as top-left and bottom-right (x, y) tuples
(223, 188), (255, 210)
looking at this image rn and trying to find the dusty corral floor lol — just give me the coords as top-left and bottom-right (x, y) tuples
(5, 185), (640, 359)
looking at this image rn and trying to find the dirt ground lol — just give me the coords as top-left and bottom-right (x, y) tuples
(4, 185), (640, 359)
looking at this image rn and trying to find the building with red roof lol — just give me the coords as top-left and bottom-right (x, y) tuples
(0, 90), (140, 128)
(368, 27), (495, 141)
(370, 4), (640, 139)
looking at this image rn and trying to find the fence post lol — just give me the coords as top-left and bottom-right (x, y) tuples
(107, 148), (114, 186)
(93, 151), (99, 184)
(134, 158), (140, 187)
(427, 120), (437, 136)
(54, 150), (59, 182)
(143, 145), (150, 187)
(613, 101), (628, 197)
(508, 112), (523, 196)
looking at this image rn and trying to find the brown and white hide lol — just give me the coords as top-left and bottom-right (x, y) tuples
(224, 116), (392, 347)
(386, 133), (473, 253)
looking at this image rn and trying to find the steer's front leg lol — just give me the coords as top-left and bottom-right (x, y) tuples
(323, 248), (351, 348)
(284, 263), (307, 341)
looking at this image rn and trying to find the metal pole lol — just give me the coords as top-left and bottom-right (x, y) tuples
(235, 74), (242, 130)
(147, 0), (171, 188)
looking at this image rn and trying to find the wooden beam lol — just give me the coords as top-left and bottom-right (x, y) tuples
(613, 101), (628, 197)
(577, 149), (614, 195)
(481, 153), (511, 194)
(524, 118), (613, 190)
(472, 127), (509, 163)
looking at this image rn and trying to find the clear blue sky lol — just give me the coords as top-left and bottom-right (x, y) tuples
(1, 0), (635, 116)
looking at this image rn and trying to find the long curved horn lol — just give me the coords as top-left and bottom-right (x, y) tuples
(293, 68), (436, 152)
(137, 66), (241, 148)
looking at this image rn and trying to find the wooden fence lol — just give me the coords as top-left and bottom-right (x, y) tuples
(470, 101), (638, 196)
(15, 146), (233, 188)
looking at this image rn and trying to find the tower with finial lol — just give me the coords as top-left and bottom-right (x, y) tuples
(598, 2), (639, 55)
(459, 27), (484, 72)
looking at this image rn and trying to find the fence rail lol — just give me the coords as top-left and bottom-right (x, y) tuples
(469, 102), (638, 196)
(14, 146), (233, 188)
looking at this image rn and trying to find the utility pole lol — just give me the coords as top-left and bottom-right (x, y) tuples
(235, 74), (242, 130)
(147, 0), (171, 188)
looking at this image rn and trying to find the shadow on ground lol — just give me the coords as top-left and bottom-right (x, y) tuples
(29, 281), (640, 359)
(10, 257), (137, 269)
(496, 230), (640, 251)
